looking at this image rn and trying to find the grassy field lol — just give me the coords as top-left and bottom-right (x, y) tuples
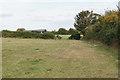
(2, 38), (118, 78)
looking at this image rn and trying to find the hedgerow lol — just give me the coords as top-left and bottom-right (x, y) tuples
(85, 10), (119, 46)
(2, 30), (55, 39)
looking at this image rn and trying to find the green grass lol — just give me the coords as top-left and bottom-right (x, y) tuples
(57, 35), (71, 40)
(2, 38), (118, 78)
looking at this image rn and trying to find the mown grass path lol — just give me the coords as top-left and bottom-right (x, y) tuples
(2, 38), (118, 78)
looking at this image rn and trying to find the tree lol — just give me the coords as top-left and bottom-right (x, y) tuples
(57, 28), (69, 35)
(69, 33), (81, 40)
(68, 28), (79, 34)
(74, 10), (100, 36)
(17, 28), (25, 32)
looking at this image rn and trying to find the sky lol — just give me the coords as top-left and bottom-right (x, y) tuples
(0, 0), (119, 31)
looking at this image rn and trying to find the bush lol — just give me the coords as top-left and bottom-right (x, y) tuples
(69, 33), (81, 40)
(68, 28), (79, 35)
(84, 10), (119, 46)
(41, 32), (55, 39)
(16, 28), (25, 32)
(57, 28), (69, 35)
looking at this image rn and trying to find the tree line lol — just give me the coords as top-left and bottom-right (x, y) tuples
(2, 30), (55, 39)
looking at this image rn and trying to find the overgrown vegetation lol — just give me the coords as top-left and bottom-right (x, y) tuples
(85, 10), (118, 46)
(74, 8), (119, 47)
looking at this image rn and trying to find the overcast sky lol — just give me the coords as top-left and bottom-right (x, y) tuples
(0, 0), (119, 31)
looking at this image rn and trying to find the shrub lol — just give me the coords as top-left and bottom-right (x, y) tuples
(16, 28), (25, 32)
(69, 33), (81, 40)
(41, 32), (55, 39)
(84, 10), (119, 46)
(2, 31), (43, 39)
(57, 28), (69, 35)
(68, 28), (79, 35)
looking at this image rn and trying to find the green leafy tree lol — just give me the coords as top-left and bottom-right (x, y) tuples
(74, 10), (100, 36)
(17, 28), (25, 32)
(57, 28), (69, 35)
(69, 28), (80, 34)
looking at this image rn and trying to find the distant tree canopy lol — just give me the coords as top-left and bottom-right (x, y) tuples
(2, 30), (11, 32)
(57, 28), (69, 35)
(2, 30), (55, 39)
(68, 28), (80, 34)
(74, 10), (100, 36)
(17, 28), (25, 32)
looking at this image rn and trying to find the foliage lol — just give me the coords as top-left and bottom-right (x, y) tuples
(68, 28), (80, 35)
(117, 6), (120, 48)
(31, 31), (42, 33)
(74, 10), (100, 36)
(57, 28), (69, 35)
(41, 32), (55, 39)
(84, 25), (96, 40)
(68, 28), (82, 40)
(17, 28), (25, 32)
(69, 33), (81, 40)
(2, 30), (55, 39)
(85, 10), (119, 46)
(51, 31), (57, 34)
